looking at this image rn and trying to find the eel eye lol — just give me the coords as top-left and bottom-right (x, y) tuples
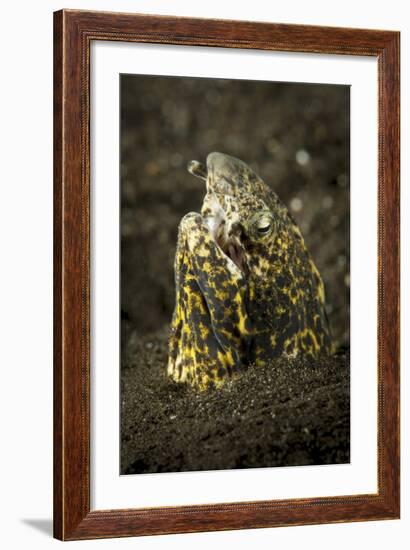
(251, 211), (274, 238)
(257, 223), (271, 234)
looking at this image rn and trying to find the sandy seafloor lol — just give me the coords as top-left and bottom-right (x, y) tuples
(121, 329), (349, 474)
(120, 75), (350, 474)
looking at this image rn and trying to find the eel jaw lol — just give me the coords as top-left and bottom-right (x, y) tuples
(203, 192), (248, 275)
(216, 227), (247, 275)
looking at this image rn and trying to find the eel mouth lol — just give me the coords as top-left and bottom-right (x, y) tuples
(222, 238), (247, 275)
(207, 208), (247, 275)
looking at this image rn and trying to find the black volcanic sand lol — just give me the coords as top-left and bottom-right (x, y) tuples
(120, 76), (350, 474)
(121, 328), (349, 474)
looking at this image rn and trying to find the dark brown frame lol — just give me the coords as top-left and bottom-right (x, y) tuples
(54, 9), (400, 541)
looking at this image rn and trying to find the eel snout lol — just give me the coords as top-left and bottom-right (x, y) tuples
(187, 152), (255, 274)
(188, 152), (257, 196)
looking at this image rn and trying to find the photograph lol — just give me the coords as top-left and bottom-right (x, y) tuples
(120, 74), (350, 475)
(0, 0), (402, 544)
(49, 6), (400, 542)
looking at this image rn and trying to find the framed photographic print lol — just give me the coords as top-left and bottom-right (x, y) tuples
(53, 9), (400, 540)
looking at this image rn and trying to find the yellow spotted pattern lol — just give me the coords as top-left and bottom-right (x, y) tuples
(168, 155), (332, 390)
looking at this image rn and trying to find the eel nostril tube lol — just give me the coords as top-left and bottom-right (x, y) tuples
(187, 160), (207, 180)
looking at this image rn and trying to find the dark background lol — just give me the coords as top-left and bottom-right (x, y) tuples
(120, 74), (350, 474)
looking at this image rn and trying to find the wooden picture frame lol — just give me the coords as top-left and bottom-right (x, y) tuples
(53, 9), (400, 540)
